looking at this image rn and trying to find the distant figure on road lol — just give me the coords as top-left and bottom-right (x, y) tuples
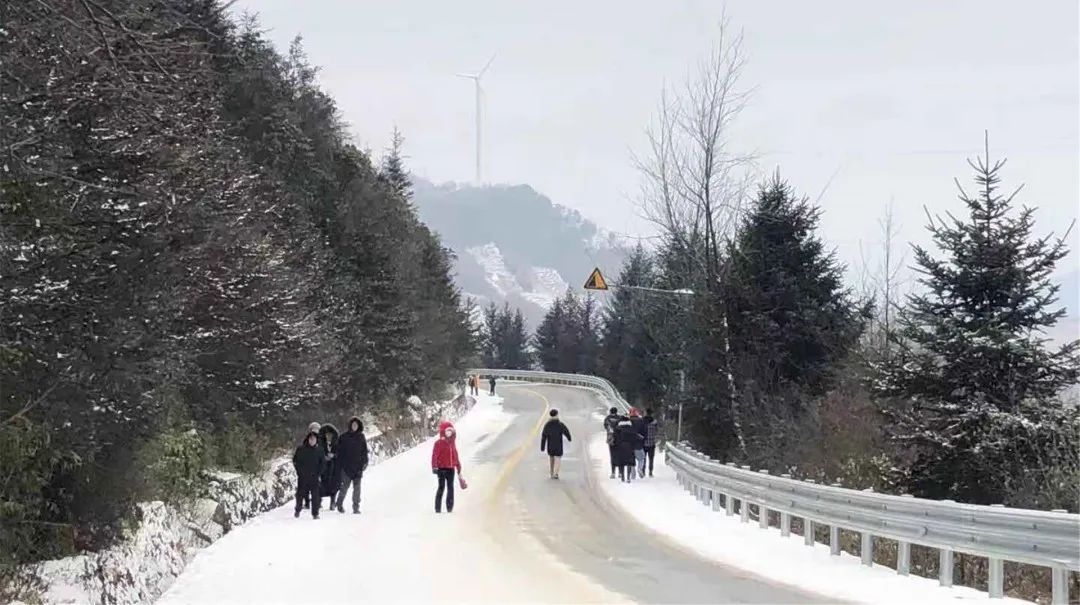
(489, 375), (497, 395)
(468, 374), (479, 396)
(540, 409), (572, 479)
(603, 407), (621, 479)
(334, 416), (369, 514)
(643, 409), (660, 477)
(293, 430), (324, 519)
(614, 416), (642, 482)
(432, 420), (463, 513)
(317, 423), (340, 505)
(629, 408), (648, 479)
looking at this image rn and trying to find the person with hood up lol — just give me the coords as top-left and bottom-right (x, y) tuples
(614, 415), (643, 482)
(301, 421), (321, 509)
(540, 409), (572, 479)
(488, 375), (497, 396)
(431, 420), (462, 513)
(317, 423), (340, 505)
(643, 409), (661, 477)
(334, 416), (369, 514)
(602, 406), (621, 479)
(293, 430), (324, 519)
(629, 408), (648, 479)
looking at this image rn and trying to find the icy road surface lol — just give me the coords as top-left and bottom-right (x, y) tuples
(159, 386), (823, 604)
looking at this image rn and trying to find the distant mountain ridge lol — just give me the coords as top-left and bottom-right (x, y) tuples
(412, 179), (627, 329)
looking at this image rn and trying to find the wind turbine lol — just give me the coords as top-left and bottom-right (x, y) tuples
(457, 54), (495, 184)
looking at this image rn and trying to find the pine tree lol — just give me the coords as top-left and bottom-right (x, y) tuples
(599, 245), (666, 406)
(877, 141), (1080, 506)
(535, 299), (565, 372)
(381, 127), (412, 201)
(725, 174), (866, 466)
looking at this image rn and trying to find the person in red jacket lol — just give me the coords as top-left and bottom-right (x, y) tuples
(431, 420), (462, 513)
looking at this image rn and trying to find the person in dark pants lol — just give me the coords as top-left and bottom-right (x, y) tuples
(431, 420), (462, 513)
(293, 430), (324, 519)
(643, 409), (661, 477)
(301, 421), (321, 509)
(317, 423), (340, 505)
(540, 409), (572, 479)
(614, 417), (642, 482)
(629, 408), (648, 479)
(488, 375), (497, 395)
(603, 407), (621, 479)
(334, 416), (369, 514)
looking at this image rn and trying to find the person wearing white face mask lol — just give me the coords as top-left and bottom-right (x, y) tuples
(431, 420), (463, 513)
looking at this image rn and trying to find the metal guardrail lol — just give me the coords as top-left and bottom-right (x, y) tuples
(469, 368), (1080, 604)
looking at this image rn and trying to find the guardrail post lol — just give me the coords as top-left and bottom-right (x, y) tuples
(987, 503), (1004, 598)
(829, 525), (840, 556)
(804, 519), (814, 546)
(759, 504), (769, 529)
(712, 491), (722, 512)
(897, 541), (910, 576)
(860, 531), (873, 566)
(725, 493), (735, 517)
(939, 549), (953, 587)
(740, 499), (750, 524)
(1051, 563), (1068, 605)
(780, 512), (790, 537)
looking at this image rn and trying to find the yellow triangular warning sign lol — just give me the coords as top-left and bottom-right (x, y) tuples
(584, 267), (608, 291)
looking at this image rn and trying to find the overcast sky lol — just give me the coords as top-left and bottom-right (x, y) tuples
(235, 0), (1079, 280)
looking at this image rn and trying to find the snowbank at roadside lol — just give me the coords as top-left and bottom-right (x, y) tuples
(23, 391), (477, 605)
(587, 433), (1032, 605)
(158, 392), (522, 604)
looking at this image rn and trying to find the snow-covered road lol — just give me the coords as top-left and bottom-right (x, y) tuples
(158, 386), (822, 604)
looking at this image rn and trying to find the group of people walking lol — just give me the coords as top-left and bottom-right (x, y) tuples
(293, 415), (467, 518)
(292, 417), (370, 519)
(466, 374), (497, 396)
(604, 406), (660, 482)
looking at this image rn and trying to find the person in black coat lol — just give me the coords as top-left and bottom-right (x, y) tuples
(540, 409), (572, 479)
(602, 407), (621, 479)
(317, 423), (340, 504)
(614, 417), (643, 483)
(334, 416), (369, 514)
(293, 431), (324, 519)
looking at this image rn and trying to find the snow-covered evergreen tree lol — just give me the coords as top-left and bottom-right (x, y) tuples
(877, 141), (1080, 507)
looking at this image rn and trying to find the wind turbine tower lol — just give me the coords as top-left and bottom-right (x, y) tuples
(457, 55), (495, 184)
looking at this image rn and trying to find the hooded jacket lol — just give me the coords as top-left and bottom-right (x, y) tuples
(629, 408), (647, 442)
(431, 420), (461, 472)
(614, 418), (643, 466)
(318, 423), (340, 490)
(603, 411), (621, 445)
(336, 416), (369, 479)
(293, 432), (324, 483)
(540, 418), (572, 457)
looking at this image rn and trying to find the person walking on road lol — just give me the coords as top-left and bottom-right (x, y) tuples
(603, 407), (621, 479)
(643, 409), (660, 477)
(629, 408), (648, 479)
(317, 423), (340, 505)
(488, 375), (497, 396)
(293, 430), (324, 519)
(432, 420), (462, 513)
(614, 416), (642, 482)
(334, 416), (369, 514)
(301, 421), (321, 509)
(540, 409), (572, 479)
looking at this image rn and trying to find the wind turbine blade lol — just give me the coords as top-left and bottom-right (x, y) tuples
(456, 73), (477, 79)
(478, 53), (496, 78)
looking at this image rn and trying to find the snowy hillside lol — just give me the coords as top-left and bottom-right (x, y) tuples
(414, 179), (627, 329)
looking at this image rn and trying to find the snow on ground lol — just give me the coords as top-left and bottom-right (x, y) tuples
(159, 395), (621, 604)
(587, 433), (1032, 605)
